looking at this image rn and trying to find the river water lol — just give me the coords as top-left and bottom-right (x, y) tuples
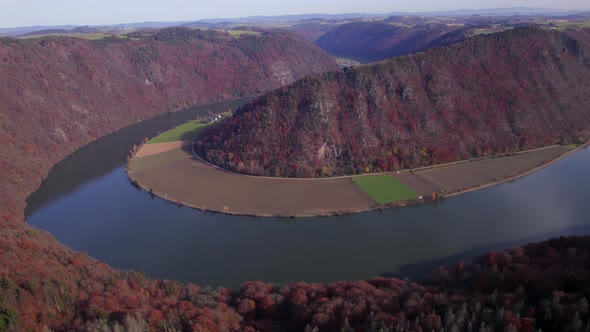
(26, 100), (590, 289)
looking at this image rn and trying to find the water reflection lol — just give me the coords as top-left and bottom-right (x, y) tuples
(25, 98), (251, 216)
(25, 107), (590, 289)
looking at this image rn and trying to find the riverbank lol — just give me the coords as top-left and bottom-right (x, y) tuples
(128, 140), (589, 217)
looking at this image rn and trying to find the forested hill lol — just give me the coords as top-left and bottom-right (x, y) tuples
(196, 28), (590, 178)
(0, 27), (337, 330)
(0, 25), (589, 331)
(315, 22), (468, 63)
(0, 27), (337, 219)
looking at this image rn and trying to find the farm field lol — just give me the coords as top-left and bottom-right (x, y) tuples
(128, 143), (579, 216)
(148, 111), (231, 144)
(227, 29), (262, 36)
(134, 141), (191, 158)
(130, 147), (375, 217)
(148, 119), (210, 144)
(352, 175), (419, 204)
(129, 113), (580, 216)
(129, 145), (193, 173)
(415, 145), (569, 194)
(394, 171), (441, 196)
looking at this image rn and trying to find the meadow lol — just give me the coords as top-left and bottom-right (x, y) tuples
(352, 175), (419, 204)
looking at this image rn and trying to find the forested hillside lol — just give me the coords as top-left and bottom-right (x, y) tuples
(0, 27), (337, 222)
(315, 22), (468, 63)
(0, 27), (337, 331)
(1, 26), (589, 331)
(196, 28), (590, 178)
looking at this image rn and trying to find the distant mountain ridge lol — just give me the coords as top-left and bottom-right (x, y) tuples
(315, 22), (469, 63)
(421, 7), (582, 17)
(195, 13), (386, 24)
(2, 7), (586, 35)
(196, 28), (590, 177)
(0, 23), (590, 331)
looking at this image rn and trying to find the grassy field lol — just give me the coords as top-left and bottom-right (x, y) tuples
(227, 30), (262, 36)
(352, 175), (419, 204)
(149, 111), (231, 144)
(471, 27), (513, 36)
(564, 143), (579, 150)
(20, 33), (122, 40)
(148, 119), (210, 144)
(553, 20), (590, 30)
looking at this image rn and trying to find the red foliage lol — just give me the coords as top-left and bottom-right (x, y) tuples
(0, 27), (337, 331)
(197, 28), (590, 177)
(1, 26), (590, 331)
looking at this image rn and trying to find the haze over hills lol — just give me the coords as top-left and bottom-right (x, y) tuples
(310, 12), (590, 62)
(315, 22), (468, 63)
(417, 7), (583, 16)
(1, 7), (587, 36)
(1, 10), (590, 330)
(196, 28), (590, 177)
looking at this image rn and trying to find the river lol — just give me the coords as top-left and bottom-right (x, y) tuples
(25, 100), (590, 289)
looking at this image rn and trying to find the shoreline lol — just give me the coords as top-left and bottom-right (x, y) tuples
(445, 141), (589, 198)
(127, 141), (589, 218)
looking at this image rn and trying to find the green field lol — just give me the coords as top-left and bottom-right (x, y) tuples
(148, 119), (210, 144)
(148, 111), (232, 144)
(352, 175), (419, 204)
(554, 20), (590, 30)
(20, 33), (122, 40)
(564, 143), (579, 150)
(227, 30), (262, 36)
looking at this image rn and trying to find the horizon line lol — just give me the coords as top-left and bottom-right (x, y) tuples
(1, 6), (588, 30)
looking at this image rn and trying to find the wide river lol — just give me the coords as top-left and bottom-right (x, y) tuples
(26, 99), (590, 289)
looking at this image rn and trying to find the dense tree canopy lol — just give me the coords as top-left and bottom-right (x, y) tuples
(0, 26), (589, 331)
(196, 28), (590, 178)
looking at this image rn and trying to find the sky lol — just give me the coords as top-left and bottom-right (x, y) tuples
(1, 0), (589, 28)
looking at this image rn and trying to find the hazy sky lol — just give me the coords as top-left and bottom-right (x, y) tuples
(2, 0), (589, 28)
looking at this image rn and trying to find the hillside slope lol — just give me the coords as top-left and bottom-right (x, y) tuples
(1, 26), (590, 331)
(315, 22), (468, 63)
(196, 28), (590, 177)
(0, 27), (337, 219)
(0, 27), (338, 330)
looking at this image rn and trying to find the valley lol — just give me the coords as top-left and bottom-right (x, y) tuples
(1, 8), (589, 331)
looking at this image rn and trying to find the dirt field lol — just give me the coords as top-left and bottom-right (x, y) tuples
(130, 146), (193, 173)
(134, 141), (191, 158)
(394, 171), (441, 196)
(415, 146), (569, 193)
(129, 142), (575, 216)
(129, 144), (375, 217)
